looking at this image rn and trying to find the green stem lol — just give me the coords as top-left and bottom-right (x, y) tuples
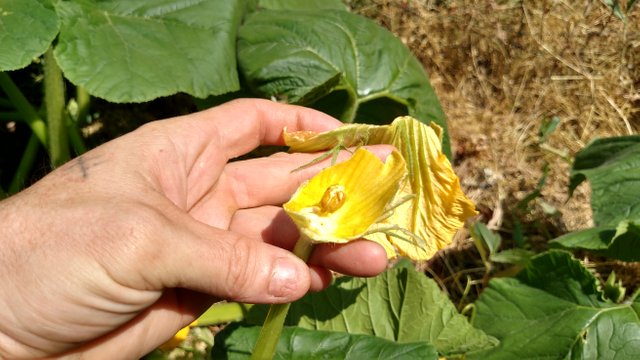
(0, 72), (48, 146)
(196, 302), (252, 326)
(250, 303), (291, 360)
(67, 119), (87, 155)
(75, 85), (91, 124)
(9, 133), (40, 194)
(44, 48), (69, 167)
(66, 86), (90, 156)
(250, 235), (315, 360)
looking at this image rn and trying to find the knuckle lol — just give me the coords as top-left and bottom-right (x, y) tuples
(221, 237), (258, 300)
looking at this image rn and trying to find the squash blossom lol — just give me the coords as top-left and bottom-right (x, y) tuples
(159, 320), (198, 352)
(284, 116), (478, 261)
(284, 148), (407, 244)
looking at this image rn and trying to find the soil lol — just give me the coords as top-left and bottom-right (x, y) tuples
(349, 0), (640, 302)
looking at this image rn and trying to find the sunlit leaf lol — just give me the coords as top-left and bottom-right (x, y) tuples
(470, 250), (640, 359)
(569, 135), (640, 226)
(213, 324), (437, 360)
(54, 0), (244, 102)
(0, 0), (59, 71)
(550, 220), (640, 262)
(237, 9), (451, 155)
(258, 0), (346, 10)
(247, 265), (497, 357)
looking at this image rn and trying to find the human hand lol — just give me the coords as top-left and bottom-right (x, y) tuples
(0, 99), (391, 359)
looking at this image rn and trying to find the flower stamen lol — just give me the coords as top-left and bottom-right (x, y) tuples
(317, 184), (346, 215)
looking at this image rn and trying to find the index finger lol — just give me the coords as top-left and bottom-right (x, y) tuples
(175, 98), (343, 161)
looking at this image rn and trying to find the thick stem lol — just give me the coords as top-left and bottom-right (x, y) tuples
(44, 48), (69, 167)
(0, 72), (48, 146)
(250, 235), (315, 360)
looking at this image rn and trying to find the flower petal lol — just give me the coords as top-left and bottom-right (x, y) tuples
(284, 117), (477, 260)
(284, 148), (406, 244)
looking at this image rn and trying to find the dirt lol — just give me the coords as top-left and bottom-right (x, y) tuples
(349, 0), (640, 302)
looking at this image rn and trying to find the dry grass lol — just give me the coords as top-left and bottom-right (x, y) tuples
(351, 0), (640, 303)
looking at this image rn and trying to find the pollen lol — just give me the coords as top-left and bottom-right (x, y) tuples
(318, 184), (346, 214)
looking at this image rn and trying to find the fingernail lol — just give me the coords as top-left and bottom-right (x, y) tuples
(269, 257), (300, 299)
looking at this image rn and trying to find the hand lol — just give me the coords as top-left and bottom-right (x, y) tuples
(0, 99), (391, 359)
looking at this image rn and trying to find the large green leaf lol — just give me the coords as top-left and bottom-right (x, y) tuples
(53, 0), (244, 102)
(212, 324), (437, 360)
(237, 9), (451, 156)
(569, 136), (640, 226)
(471, 250), (640, 359)
(0, 0), (59, 71)
(258, 0), (346, 10)
(247, 263), (497, 357)
(550, 220), (640, 262)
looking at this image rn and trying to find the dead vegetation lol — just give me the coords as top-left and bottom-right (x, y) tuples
(350, 0), (640, 303)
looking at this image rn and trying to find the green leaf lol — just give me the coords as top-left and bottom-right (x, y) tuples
(569, 136), (640, 226)
(471, 222), (501, 256)
(237, 9), (451, 156)
(604, 271), (627, 303)
(0, 0), (59, 71)
(489, 248), (535, 265)
(258, 0), (346, 10)
(212, 324), (437, 360)
(550, 220), (640, 262)
(604, 0), (626, 20)
(516, 250), (604, 307)
(53, 0), (244, 103)
(539, 116), (560, 143)
(248, 265), (497, 357)
(470, 251), (640, 359)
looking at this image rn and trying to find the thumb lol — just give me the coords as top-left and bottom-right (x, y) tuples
(156, 216), (312, 304)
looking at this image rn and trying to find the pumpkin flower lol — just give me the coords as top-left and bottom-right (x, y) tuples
(159, 320), (198, 352)
(284, 148), (406, 246)
(284, 116), (478, 261)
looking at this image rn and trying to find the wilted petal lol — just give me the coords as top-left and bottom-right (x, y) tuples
(284, 116), (477, 260)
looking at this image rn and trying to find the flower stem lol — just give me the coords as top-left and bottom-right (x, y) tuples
(250, 235), (315, 360)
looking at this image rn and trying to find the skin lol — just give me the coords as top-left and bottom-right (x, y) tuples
(0, 99), (390, 359)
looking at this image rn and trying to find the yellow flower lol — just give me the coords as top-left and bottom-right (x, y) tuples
(284, 116), (477, 260)
(159, 320), (198, 352)
(284, 148), (406, 244)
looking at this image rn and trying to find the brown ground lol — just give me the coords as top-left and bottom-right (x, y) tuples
(350, 0), (640, 303)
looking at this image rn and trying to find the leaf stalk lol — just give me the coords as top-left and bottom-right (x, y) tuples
(44, 48), (69, 167)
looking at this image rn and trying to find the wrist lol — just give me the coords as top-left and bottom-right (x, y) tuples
(0, 195), (35, 358)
